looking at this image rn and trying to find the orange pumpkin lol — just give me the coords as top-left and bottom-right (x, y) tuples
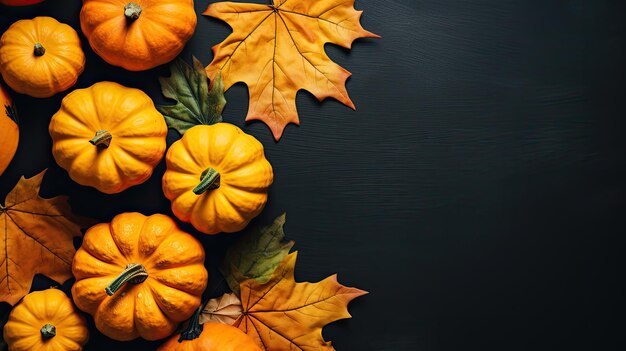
(0, 0), (45, 6)
(0, 17), (85, 98)
(157, 320), (261, 351)
(72, 213), (208, 341)
(80, 0), (197, 71)
(49, 81), (168, 194)
(0, 0), (46, 5)
(0, 84), (18, 176)
(3, 289), (89, 351)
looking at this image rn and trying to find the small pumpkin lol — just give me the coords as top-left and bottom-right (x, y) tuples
(0, 0), (45, 5)
(80, 0), (197, 71)
(0, 84), (18, 176)
(72, 212), (208, 341)
(162, 124), (273, 235)
(49, 81), (167, 194)
(3, 289), (89, 351)
(157, 317), (261, 351)
(0, 17), (85, 98)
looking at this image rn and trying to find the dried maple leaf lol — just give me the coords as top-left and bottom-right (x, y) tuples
(235, 252), (367, 351)
(204, 0), (379, 140)
(0, 170), (94, 305)
(200, 292), (243, 325)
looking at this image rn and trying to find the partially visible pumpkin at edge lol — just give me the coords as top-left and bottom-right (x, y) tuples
(0, 83), (18, 176)
(0, 0), (46, 6)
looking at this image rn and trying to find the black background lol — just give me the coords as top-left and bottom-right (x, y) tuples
(1, 0), (625, 350)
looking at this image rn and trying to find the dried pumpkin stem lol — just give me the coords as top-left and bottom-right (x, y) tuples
(178, 306), (203, 342)
(105, 263), (148, 296)
(40, 323), (56, 339)
(34, 43), (46, 57)
(124, 2), (142, 21)
(89, 130), (112, 148)
(193, 167), (221, 195)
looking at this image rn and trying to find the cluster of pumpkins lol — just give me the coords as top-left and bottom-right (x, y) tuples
(1, 1), (271, 350)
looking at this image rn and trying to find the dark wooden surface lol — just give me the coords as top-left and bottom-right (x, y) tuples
(1, 1), (625, 350)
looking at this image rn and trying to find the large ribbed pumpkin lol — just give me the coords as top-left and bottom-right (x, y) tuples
(80, 0), (197, 71)
(71, 213), (208, 341)
(3, 289), (89, 351)
(0, 84), (18, 176)
(49, 81), (167, 194)
(0, 17), (85, 98)
(162, 124), (273, 235)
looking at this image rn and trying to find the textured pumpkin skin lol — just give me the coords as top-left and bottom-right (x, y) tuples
(72, 213), (208, 341)
(0, 17), (85, 98)
(157, 323), (262, 351)
(3, 289), (89, 351)
(49, 81), (167, 194)
(0, 84), (18, 176)
(0, 0), (46, 5)
(80, 0), (197, 71)
(162, 124), (273, 234)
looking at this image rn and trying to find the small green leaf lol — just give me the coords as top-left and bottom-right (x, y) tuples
(157, 56), (225, 134)
(221, 213), (294, 294)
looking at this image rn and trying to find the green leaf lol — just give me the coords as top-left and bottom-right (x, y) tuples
(157, 56), (225, 135)
(221, 213), (294, 294)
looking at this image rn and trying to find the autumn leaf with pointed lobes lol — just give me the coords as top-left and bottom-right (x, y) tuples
(204, 0), (380, 140)
(234, 252), (367, 351)
(0, 170), (94, 305)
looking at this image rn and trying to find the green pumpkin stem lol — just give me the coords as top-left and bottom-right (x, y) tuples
(178, 307), (203, 342)
(34, 43), (46, 57)
(193, 168), (221, 195)
(105, 263), (148, 296)
(89, 130), (112, 148)
(40, 323), (56, 339)
(124, 2), (142, 21)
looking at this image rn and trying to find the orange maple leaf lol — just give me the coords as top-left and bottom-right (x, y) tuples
(204, 0), (379, 140)
(0, 170), (94, 305)
(234, 252), (367, 351)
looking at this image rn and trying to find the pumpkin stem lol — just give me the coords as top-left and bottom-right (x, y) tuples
(193, 168), (221, 195)
(40, 323), (56, 339)
(105, 263), (148, 296)
(34, 43), (46, 57)
(124, 2), (142, 21)
(178, 306), (204, 342)
(89, 130), (112, 148)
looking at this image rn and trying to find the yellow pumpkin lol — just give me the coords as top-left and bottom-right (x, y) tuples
(80, 0), (197, 71)
(0, 17), (85, 98)
(49, 81), (167, 194)
(72, 213), (208, 341)
(157, 322), (261, 351)
(0, 84), (18, 176)
(162, 124), (273, 234)
(3, 289), (89, 351)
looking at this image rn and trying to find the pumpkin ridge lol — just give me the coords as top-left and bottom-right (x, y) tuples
(146, 279), (201, 322)
(147, 265), (207, 296)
